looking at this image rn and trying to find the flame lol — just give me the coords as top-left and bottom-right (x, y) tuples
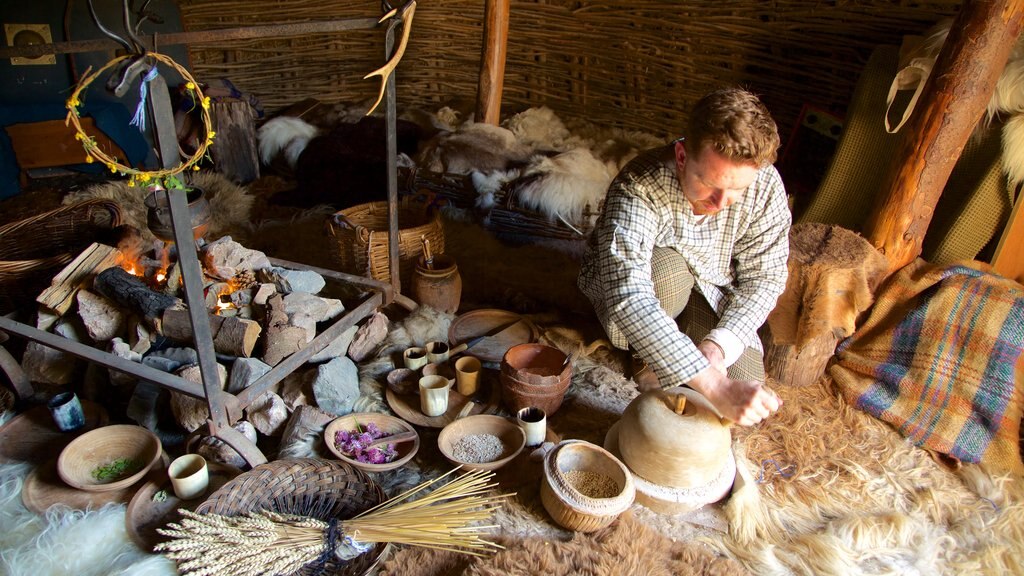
(155, 271), (167, 283)
(124, 262), (141, 276)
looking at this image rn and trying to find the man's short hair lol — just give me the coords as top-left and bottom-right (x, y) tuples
(685, 87), (780, 167)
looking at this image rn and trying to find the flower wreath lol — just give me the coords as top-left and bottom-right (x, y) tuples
(64, 51), (215, 189)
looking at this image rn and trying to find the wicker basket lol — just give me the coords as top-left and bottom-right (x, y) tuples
(540, 440), (635, 533)
(0, 199), (122, 314)
(195, 458), (390, 576)
(327, 200), (443, 291)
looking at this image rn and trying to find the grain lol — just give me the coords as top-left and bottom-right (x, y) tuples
(564, 469), (619, 499)
(452, 433), (505, 463)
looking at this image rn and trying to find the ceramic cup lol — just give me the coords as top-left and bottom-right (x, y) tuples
(425, 341), (451, 364)
(47, 391), (85, 432)
(403, 347), (428, 370)
(168, 454), (209, 500)
(419, 375), (452, 417)
(455, 355), (482, 396)
(516, 406), (547, 447)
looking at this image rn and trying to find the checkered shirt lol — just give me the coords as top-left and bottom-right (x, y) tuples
(578, 144), (791, 384)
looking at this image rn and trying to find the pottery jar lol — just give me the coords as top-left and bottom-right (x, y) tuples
(411, 254), (462, 314)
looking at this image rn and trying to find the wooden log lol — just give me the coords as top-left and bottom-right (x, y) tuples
(210, 98), (260, 185)
(262, 293), (306, 366)
(476, 0), (510, 125)
(162, 308), (262, 358)
(278, 404), (335, 457)
(93, 266), (178, 321)
(764, 223), (889, 387)
(864, 0), (1024, 275)
(36, 242), (122, 315)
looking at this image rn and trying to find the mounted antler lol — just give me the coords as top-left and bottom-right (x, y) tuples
(364, 0), (417, 116)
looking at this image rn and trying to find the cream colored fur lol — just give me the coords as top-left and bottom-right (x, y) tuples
(416, 122), (534, 174)
(515, 148), (619, 226)
(257, 116), (320, 168)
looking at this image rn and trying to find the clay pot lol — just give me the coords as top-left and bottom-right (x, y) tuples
(144, 186), (211, 242)
(499, 343), (572, 415)
(411, 254), (462, 314)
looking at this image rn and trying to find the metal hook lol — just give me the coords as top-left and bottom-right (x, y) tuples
(87, 0), (134, 53)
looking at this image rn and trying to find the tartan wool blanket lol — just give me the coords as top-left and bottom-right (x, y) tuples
(831, 259), (1024, 474)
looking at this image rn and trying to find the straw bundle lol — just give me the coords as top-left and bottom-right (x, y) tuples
(156, 468), (511, 576)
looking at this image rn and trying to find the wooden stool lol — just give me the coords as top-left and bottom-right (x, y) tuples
(764, 223), (889, 387)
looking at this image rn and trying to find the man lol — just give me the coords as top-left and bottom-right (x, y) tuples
(578, 87), (789, 426)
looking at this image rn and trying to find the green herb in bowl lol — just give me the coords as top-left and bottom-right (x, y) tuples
(91, 458), (142, 483)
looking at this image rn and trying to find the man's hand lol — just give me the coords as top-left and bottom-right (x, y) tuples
(697, 339), (726, 375)
(687, 366), (780, 426)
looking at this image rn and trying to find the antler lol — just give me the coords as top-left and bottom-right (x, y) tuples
(364, 0), (417, 116)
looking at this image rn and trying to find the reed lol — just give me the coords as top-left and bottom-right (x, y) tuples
(156, 468), (511, 575)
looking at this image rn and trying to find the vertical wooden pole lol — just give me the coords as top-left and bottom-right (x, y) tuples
(864, 0), (1024, 275)
(476, 0), (510, 125)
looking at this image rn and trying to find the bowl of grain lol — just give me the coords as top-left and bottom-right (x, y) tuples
(437, 414), (525, 472)
(540, 439), (635, 532)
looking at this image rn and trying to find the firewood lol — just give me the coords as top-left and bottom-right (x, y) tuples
(162, 308), (262, 358)
(36, 242), (122, 315)
(93, 266), (179, 320)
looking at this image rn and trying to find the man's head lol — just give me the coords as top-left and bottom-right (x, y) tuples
(675, 87), (780, 215)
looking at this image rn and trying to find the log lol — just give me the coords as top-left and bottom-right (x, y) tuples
(864, 0), (1024, 275)
(162, 308), (262, 358)
(262, 293), (306, 366)
(93, 266), (178, 320)
(210, 98), (260, 185)
(36, 242), (122, 315)
(476, 0), (510, 125)
(764, 223), (889, 387)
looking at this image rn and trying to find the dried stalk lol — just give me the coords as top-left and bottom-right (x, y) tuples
(156, 468), (512, 576)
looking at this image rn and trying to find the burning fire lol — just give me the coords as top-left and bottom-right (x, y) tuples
(155, 270), (167, 283)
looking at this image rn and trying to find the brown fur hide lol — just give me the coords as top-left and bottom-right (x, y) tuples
(378, 511), (748, 576)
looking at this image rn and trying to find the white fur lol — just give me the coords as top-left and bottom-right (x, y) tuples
(416, 122), (533, 174)
(504, 106), (572, 150)
(0, 463), (176, 576)
(471, 169), (519, 211)
(257, 116), (320, 167)
(1001, 114), (1024, 187)
(514, 148), (619, 226)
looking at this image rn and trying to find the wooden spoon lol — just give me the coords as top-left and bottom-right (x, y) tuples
(366, 430), (418, 448)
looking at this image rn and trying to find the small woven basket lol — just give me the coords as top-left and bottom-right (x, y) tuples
(540, 440), (635, 533)
(0, 199), (122, 314)
(195, 458), (389, 576)
(327, 200), (443, 291)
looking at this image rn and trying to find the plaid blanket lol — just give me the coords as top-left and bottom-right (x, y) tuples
(831, 259), (1024, 473)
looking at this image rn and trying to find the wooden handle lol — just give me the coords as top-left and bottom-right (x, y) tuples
(448, 342), (468, 356)
(366, 430), (418, 448)
(421, 236), (434, 269)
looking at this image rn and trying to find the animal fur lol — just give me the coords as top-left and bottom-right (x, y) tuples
(416, 122), (534, 175)
(513, 148), (619, 227)
(257, 116), (320, 168)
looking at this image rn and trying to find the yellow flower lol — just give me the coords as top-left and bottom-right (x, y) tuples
(186, 82), (196, 91)
(109, 164), (117, 173)
(66, 96), (80, 109)
(193, 164), (200, 171)
(85, 154), (94, 164)
(75, 132), (84, 141)
(138, 173), (151, 182)
(208, 131), (216, 140)
(128, 178), (136, 187)
(201, 96), (211, 110)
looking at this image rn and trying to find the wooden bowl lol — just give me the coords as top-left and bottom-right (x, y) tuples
(438, 414), (525, 472)
(324, 412), (420, 473)
(540, 440), (635, 532)
(57, 424), (163, 492)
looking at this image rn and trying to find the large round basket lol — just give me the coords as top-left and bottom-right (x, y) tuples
(0, 199), (121, 314)
(327, 200), (443, 291)
(195, 458), (390, 576)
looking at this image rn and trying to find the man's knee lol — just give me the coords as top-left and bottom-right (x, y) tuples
(651, 247), (694, 318)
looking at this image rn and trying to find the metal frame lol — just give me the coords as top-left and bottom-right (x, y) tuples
(0, 7), (415, 467)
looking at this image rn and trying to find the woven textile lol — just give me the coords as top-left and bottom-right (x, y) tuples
(831, 259), (1024, 473)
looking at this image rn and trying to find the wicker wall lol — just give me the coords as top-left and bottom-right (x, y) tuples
(178, 0), (961, 141)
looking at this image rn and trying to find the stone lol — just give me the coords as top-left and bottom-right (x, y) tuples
(22, 319), (84, 385)
(227, 357), (272, 394)
(309, 325), (359, 363)
(253, 283), (277, 306)
(281, 370), (314, 410)
(197, 420), (258, 469)
(245, 391), (288, 436)
(311, 356), (359, 416)
(76, 289), (125, 342)
(202, 236), (272, 280)
(143, 346), (199, 373)
(347, 311), (389, 362)
(169, 363), (227, 433)
(108, 337), (142, 387)
(258, 266), (326, 295)
(282, 292), (344, 322)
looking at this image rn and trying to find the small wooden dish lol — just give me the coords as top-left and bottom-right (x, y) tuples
(57, 424), (163, 492)
(438, 414), (525, 472)
(324, 412), (420, 473)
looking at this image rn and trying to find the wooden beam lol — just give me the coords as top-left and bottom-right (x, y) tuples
(864, 0), (1024, 275)
(0, 18), (380, 59)
(476, 0), (511, 125)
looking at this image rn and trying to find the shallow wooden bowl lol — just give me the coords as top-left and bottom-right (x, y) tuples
(324, 412), (420, 473)
(57, 424), (163, 492)
(438, 414), (525, 472)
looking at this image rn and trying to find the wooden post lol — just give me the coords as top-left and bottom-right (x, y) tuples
(476, 0), (510, 125)
(864, 0), (1024, 275)
(210, 98), (260, 184)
